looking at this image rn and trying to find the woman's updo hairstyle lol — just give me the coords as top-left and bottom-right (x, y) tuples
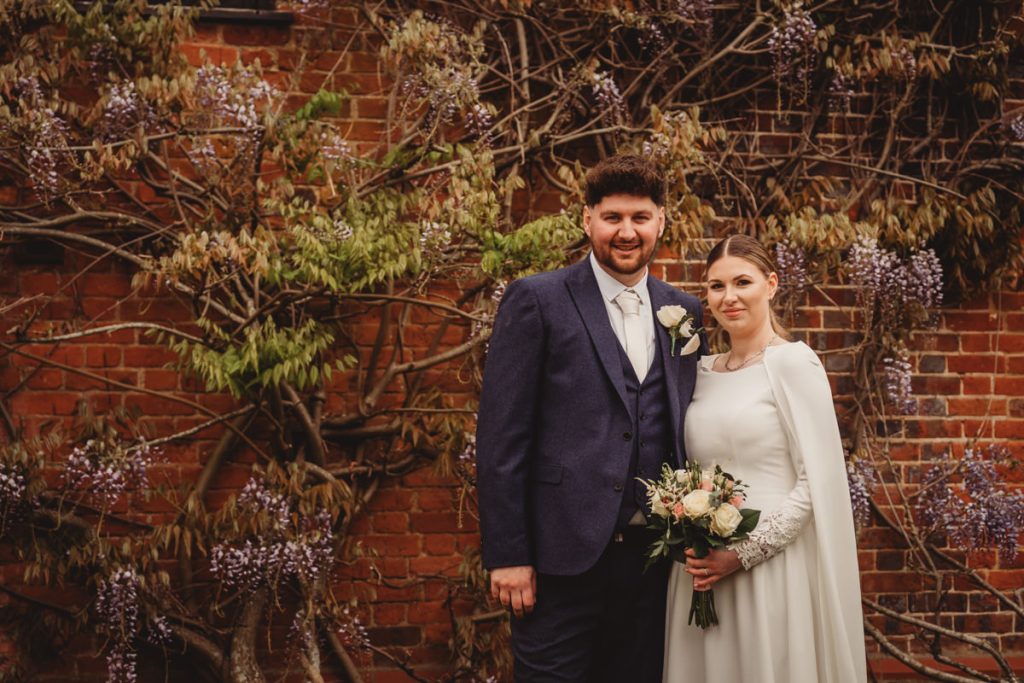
(705, 234), (791, 342)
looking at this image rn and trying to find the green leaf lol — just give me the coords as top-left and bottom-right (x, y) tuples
(735, 509), (761, 535)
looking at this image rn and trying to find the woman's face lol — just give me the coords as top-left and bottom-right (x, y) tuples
(706, 254), (778, 339)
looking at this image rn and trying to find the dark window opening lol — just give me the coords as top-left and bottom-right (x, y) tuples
(76, 1), (294, 24)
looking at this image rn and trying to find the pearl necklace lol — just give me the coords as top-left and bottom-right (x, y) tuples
(724, 333), (778, 372)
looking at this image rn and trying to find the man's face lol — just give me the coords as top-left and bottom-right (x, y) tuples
(583, 193), (665, 285)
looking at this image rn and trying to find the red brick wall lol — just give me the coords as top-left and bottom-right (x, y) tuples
(2, 8), (1023, 683)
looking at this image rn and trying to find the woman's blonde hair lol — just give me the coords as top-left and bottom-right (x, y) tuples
(705, 234), (791, 342)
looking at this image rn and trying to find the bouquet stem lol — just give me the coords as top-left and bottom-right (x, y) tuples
(688, 587), (718, 629)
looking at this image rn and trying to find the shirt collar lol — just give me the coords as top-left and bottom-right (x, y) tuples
(589, 251), (650, 306)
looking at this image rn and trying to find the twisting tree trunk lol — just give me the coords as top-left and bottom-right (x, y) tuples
(227, 587), (269, 683)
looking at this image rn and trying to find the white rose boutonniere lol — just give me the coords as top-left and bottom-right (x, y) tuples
(656, 305), (703, 356)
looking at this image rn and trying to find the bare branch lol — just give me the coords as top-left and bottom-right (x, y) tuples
(19, 322), (207, 346)
(0, 342), (268, 460)
(863, 620), (997, 683)
(0, 225), (151, 268)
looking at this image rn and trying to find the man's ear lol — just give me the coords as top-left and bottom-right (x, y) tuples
(583, 205), (592, 237)
(657, 207), (666, 237)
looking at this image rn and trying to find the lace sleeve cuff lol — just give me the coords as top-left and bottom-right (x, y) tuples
(729, 500), (809, 570)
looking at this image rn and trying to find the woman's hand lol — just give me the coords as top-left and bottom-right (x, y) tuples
(684, 547), (742, 591)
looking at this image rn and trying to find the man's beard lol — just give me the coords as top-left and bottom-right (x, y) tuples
(594, 239), (657, 276)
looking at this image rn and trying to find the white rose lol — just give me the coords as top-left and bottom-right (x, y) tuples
(678, 334), (701, 356)
(709, 503), (743, 537)
(656, 305), (687, 328)
(682, 489), (712, 519)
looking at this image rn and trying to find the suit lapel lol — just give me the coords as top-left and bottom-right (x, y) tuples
(648, 279), (684, 464)
(565, 260), (632, 418)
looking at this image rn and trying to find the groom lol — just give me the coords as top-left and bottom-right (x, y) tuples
(476, 154), (707, 681)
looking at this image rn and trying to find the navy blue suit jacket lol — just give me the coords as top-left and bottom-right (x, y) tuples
(476, 257), (706, 576)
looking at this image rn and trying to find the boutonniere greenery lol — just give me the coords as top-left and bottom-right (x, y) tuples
(656, 305), (702, 357)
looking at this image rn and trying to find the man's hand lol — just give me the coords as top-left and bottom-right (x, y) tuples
(490, 565), (537, 618)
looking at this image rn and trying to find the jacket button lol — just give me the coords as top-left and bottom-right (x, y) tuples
(623, 432), (632, 441)
(613, 484), (624, 492)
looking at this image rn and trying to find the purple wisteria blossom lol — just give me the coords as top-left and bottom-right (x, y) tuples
(65, 439), (156, 506)
(774, 241), (809, 297)
(906, 248), (944, 310)
(638, 17), (668, 55)
(591, 71), (627, 127)
(882, 353), (916, 415)
(402, 66), (481, 132)
(306, 215), (354, 244)
(1010, 114), (1024, 141)
(289, 0), (328, 12)
(209, 539), (268, 591)
(96, 568), (140, 637)
(184, 138), (219, 176)
(96, 568), (141, 683)
(335, 605), (371, 651)
(894, 46), (917, 80)
(331, 218), (354, 241)
(101, 80), (155, 142)
(847, 237), (943, 316)
(827, 71), (855, 112)
(675, 0), (713, 39)
(16, 77), (71, 196)
(319, 129), (353, 165)
(106, 643), (137, 683)
(191, 64), (275, 165)
(847, 238), (944, 415)
(419, 220), (452, 253)
(238, 476), (291, 529)
(86, 34), (118, 83)
(846, 457), (877, 530)
(194, 65), (275, 131)
(458, 432), (476, 464)
(210, 478), (335, 592)
(0, 462), (28, 535)
(490, 281), (507, 306)
(146, 615), (173, 646)
(289, 608), (316, 653)
(473, 282), (507, 346)
(465, 102), (494, 140)
(847, 237), (896, 298)
(767, 6), (818, 87)
(919, 446), (1024, 563)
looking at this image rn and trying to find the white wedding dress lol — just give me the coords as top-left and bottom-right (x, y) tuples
(663, 342), (866, 683)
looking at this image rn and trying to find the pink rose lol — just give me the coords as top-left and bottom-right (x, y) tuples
(729, 495), (743, 507)
(672, 502), (685, 521)
(700, 479), (714, 492)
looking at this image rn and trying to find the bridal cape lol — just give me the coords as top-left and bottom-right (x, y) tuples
(762, 342), (866, 681)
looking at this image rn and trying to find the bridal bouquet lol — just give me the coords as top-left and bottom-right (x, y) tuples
(640, 461), (760, 628)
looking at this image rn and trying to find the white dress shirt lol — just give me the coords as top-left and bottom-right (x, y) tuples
(588, 252), (656, 376)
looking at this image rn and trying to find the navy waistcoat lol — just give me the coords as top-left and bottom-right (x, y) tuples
(615, 335), (674, 529)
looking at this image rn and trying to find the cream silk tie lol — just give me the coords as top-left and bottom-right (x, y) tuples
(614, 289), (647, 382)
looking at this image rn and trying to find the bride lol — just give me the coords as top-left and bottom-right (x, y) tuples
(663, 234), (867, 682)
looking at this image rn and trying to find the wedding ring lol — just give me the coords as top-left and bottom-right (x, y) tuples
(703, 568), (710, 577)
